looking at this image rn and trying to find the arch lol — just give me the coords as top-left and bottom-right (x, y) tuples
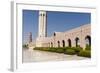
(54, 32), (56, 36)
(57, 41), (60, 47)
(62, 40), (65, 47)
(68, 39), (71, 47)
(75, 37), (80, 47)
(40, 14), (42, 16)
(43, 14), (45, 16)
(51, 42), (53, 47)
(85, 35), (91, 46)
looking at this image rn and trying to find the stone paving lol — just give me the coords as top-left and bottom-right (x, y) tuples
(22, 48), (89, 63)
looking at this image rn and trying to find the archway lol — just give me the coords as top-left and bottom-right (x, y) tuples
(51, 42), (53, 47)
(85, 35), (91, 46)
(75, 37), (80, 47)
(62, 40), (65, 47)
(68, 39), (71, 47)
(57, 41), (60, 47)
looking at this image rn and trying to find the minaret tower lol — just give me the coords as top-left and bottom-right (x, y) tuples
(36, 11), (47, 47)
(38, 11), (47, 37)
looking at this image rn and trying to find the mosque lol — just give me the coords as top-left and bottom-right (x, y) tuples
(28, 11), (91, 50)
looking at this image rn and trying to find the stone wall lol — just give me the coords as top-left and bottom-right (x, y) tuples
(36, 24), (91, 49)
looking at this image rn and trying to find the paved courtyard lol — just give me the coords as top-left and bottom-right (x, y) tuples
(22, 48), (90, 63)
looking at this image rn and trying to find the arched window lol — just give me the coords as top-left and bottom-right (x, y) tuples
(40, 14), (42, 16)
(62, 40), (65, 47)
(68, 39), (71, 47)
(57, 41), (60, 47)
(43, 14), (45, 16)
(75, 37), (80, 47)
(51, 42), (53, 47)
(85, 35), (91, 46)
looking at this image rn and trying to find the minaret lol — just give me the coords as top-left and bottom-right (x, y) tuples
(38, 11), (47, 37)
(29, 32), (32, 43)
(36, 11), (47, 47)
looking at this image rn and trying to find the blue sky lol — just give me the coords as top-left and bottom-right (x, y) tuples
(23, 10), (91, 43)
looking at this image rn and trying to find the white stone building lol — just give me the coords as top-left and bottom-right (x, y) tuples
(36, 24), (91, 49)
(29, 11), (91, 49)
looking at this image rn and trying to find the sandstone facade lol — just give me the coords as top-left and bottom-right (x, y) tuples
(36, 24), (91, 49)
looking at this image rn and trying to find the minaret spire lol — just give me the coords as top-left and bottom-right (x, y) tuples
(38, 11), (47, 37)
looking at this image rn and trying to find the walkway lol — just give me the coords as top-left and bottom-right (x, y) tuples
(22, 48), (89, 63)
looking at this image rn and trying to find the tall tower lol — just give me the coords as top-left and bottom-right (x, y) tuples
(29, 32), (32, 43)
(38, 11), (47, 37)
(36, 11), (47, 47)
